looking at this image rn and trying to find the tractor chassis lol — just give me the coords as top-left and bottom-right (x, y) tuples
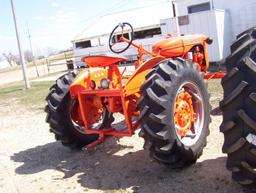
(76, 89), (139, 149)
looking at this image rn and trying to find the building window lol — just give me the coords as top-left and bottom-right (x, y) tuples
(75, 40), (91, 48)
(188, 2), (210, 14)
(134, 27), (161, 39)
(116, 33), (129, 41)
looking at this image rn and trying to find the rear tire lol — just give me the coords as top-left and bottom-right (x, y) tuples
(45, 71), (113, 149)
(138, 58), (210, 168)
(220, 27), (256, 185)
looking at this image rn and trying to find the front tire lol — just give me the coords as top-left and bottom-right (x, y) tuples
(138, 58), (210, 168)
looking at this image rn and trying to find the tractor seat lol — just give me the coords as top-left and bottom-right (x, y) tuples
(81, 55), (128, 67)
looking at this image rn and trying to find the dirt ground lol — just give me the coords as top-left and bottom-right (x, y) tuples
(0, 83), (255, 193)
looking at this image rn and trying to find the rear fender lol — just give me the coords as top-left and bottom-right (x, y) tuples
(124, 56), (165, 96)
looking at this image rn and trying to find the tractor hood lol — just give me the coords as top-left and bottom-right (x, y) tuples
(152, 34), (207, 58)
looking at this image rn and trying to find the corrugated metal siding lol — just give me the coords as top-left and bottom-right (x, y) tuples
(231, 2), (256, 38)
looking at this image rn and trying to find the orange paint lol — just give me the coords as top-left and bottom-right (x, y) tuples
(174, 91), (195, 137)
(81, 55), (128, 67)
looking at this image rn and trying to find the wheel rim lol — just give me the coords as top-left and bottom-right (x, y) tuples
(173, 81), (204, 146)
(69, 98), (105, 134)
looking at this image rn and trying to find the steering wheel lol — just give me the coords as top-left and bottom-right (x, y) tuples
(109, 22), (134, 54)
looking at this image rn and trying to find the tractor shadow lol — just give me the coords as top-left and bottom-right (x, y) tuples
(11, 137), (255, 193)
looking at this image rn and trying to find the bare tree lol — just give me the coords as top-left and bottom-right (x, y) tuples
(2, 52), (14, 67)
(13, 55), (20, 65)
(2, 52), (21, 66)
(24, 50), (33, 62)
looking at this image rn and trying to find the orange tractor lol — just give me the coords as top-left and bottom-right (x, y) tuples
(45, 23), (225, 168)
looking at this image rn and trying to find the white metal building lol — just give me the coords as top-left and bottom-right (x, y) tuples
(176, 0), (256, 38)
(72, 0), (256, 65)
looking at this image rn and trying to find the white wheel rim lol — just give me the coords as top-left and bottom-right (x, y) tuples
(173, 81), (205, 147)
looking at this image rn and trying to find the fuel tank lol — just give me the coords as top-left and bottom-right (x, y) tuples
(152, 34), (207, 58)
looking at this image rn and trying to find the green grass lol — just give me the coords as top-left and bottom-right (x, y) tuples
(208, 79), (222, 96)
(0, 81), (54, 109)
(208, 79), (223, 108)
(0, 65), (21, 74)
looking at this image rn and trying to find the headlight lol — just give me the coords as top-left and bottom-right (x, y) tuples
(100, 78), (111, 89)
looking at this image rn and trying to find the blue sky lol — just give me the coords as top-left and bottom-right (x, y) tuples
(0, 0), (168, 56)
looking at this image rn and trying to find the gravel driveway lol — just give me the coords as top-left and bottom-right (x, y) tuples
(0, 89), (255, 193)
